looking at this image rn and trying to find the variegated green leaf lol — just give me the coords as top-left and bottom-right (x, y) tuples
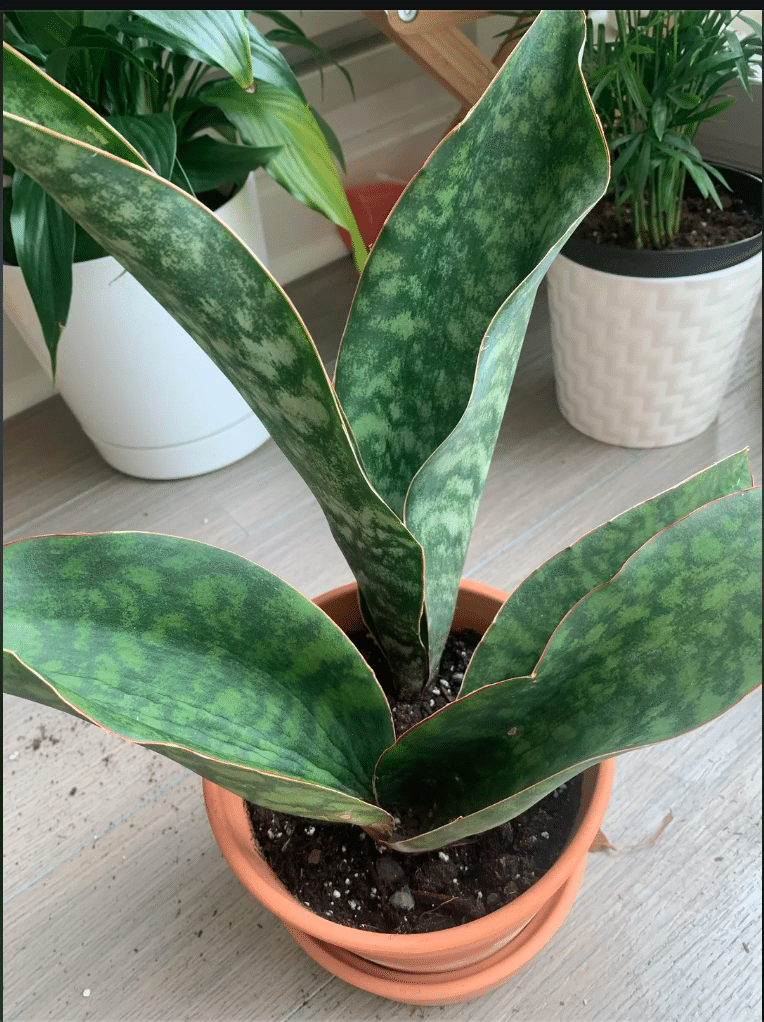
(3, 533), (394, 830)
(377, 488), (762, 851)
(462, 451), (755, 694)
(334, 10), (609, 672)
(2, 67), (428, 698)
(2, 42), (150, 167)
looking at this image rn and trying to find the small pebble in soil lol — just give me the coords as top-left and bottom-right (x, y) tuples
(376, 856), (406, 884)
(389, 887), (415, 912)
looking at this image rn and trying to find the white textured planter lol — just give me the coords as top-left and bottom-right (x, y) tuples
(3, 173), (270, 479)
(547, 249), (762, 448)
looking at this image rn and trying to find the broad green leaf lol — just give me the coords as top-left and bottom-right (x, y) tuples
(108, 112), (177, 180)
(310, 105), (347, 173)
(202, 80), (366, 272)
(9, 171), (75, 372)
(3, 533), (394, 830)
(334, 10), (609, 672)
(3, 42), (150, 167)
(177, 136), (281, 193)
(130, 10), (253, 89)
(245, 19), (305, 100)
(2, 94), (428, 697)
(13, 11), (81, 54)
(378, 488), (762, 851)
(462, 452), (754, 694)
(82, 11), (125, 34)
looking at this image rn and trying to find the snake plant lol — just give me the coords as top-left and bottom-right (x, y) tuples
(3, 11), (761, 854)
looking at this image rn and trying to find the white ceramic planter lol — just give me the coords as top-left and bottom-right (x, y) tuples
(546, 249), (762, 448)
(3, 174), (270, 479)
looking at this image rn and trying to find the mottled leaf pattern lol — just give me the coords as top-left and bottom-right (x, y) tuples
(2, 42), (150, 168)
(3, 533), (395, 828)
(463, 451), (755, 694)
(377, 488), (762, 851)
(1, 101), (429, 698)
(407, 266), (548, 675)
(5, 15), (759, 855)
(335, 11), (607, 516)
(334, 10), (609, 672)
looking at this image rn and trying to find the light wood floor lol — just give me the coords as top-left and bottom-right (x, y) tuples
(4, 257), (762, 1022)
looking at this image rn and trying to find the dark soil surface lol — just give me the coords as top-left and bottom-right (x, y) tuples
(574, 190), (761, 250)
(247, 630), (583, 935)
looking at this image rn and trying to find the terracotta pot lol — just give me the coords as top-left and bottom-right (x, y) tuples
(204, 580), (616, 1005)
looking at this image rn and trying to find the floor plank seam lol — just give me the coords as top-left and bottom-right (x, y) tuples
(466, 449), (646, 578)
(278, 974), (337, 1021)
(3, 477), (117, 541)
(3, 767), (191, 905)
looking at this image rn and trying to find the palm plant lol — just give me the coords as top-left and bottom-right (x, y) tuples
(582, 9), (762, 248)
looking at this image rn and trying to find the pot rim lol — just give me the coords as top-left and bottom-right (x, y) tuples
(553, 242), (763, 285)
(204, 578), (616, 959)
(561, 163), (762, 277)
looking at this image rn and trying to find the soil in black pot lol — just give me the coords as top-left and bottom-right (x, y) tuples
(575, 189), (762, 251)
(247, 630), (583, 935)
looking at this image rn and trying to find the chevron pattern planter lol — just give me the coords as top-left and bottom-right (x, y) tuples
(547, 250), (762, 448)
(546, 163), (762, 449)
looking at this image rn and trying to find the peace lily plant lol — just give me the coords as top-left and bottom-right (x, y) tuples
(2, 9), (364, 374)
(3, 11), (761, 857)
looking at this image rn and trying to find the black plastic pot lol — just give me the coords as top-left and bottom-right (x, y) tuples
(562, 164), (762, 278)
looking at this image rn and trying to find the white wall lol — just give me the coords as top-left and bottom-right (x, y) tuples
(4, 11), (762, 420)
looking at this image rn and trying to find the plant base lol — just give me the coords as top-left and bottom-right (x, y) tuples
(204, 581), (616, 1006)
